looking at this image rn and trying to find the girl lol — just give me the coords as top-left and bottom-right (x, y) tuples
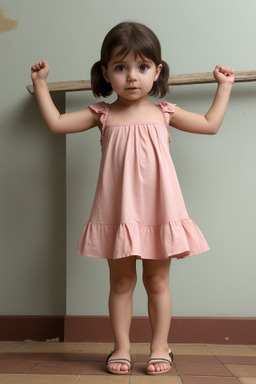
(31, 22), (234, 375)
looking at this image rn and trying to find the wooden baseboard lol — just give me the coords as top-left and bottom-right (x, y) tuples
(64, 316), (256, 345)
(1, 315), (255, 345)
(0, 316), (64, 342)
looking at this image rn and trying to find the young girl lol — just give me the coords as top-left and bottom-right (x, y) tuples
(31, 22), (234, 375)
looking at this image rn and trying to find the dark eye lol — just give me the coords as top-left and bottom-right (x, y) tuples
(115, 65), (126, 72)
(139, 64), (149, 72)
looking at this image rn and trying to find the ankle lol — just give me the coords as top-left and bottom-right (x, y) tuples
(150, 342), (170, 354)
(113, 344), (131, 353)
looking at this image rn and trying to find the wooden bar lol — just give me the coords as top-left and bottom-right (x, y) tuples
(26, 70), (256, 95)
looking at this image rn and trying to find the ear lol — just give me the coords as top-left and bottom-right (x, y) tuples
(101, 65), (110, 83)
(154, 63), (163, 81)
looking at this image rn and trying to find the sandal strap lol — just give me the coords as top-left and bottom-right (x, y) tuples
(106, 351), (114, 365)
(107, 358), (131, 368)
(147, 357), (172, 366)
(106, 351), (131, 368)
(147, 350), (174, 366)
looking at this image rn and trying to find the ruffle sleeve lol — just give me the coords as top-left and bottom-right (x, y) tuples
(158, 102), (176, 142)
(89, 102), (109, 146)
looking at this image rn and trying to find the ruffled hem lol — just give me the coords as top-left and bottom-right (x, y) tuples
(76, 219), (209, 260)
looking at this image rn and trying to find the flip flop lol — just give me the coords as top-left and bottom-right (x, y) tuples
(106, 351), (131, 375)
(146, 349), (174, 375)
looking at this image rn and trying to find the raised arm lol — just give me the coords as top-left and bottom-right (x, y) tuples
(169, 65), (234, 135)
(31, 60), (98, 134)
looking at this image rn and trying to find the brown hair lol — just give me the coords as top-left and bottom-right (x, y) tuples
(91, 22), (169, 98)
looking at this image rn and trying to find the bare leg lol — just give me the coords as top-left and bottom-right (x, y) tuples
(142, 259), (172, 373)
(107, 257), (137, 373)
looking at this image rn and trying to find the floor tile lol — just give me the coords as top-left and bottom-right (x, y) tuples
(80, 361), (106, 375)
(11, 342), (60, 353)
(226, 364), (256, 377)
(175, 362), (233, 377)
(132, 376), (180, 383)
(0, 360), (37, 374)
(172, 344), (213, 355)
(46, 352), (106, 362)
(206, 345), (256, 357)
(0, 352), (49, 361)
(239, 379), (256, 384)
(54, 342), (137, 354)
(29, 361), (84, 375)
(135, 353), (149, 362)
(180, 377), (241, 384)
(78, 375), (130, 383)
(218, 356), (256, 365)
(0, 374), (78, 384)
(54, 342), (113, 353)
(136, 343), (151, 355)
(0, 342), (24, 353)
(174, 354), (220, 364)
(130, 361), (147, 376)
(2, 342), (256, 383)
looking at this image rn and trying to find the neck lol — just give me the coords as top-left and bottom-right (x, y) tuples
(114, 95), (151, 108)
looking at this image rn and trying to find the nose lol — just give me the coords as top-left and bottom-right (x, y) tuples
(127, 69), (137, 82)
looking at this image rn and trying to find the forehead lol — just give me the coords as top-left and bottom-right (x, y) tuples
(110, 46), (151, 63)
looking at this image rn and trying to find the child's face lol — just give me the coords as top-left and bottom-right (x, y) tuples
(102, 47), (162, 102)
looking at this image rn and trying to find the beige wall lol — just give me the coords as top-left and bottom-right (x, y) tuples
(1, 0), (256, 318)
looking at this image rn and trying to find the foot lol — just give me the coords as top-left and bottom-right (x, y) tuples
(146, 348), (173, 375)
(106, 349), (131, 374)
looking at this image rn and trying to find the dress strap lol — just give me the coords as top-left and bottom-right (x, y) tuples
(158, 102), (176, 142)
(89, 102), (109, 146)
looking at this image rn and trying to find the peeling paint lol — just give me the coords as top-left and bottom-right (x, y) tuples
(0, 8), (19, 32)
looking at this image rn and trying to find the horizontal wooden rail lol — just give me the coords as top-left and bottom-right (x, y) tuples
(26, 70), (256, 95)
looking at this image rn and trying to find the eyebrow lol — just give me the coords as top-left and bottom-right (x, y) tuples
(111, 58), (152, 66)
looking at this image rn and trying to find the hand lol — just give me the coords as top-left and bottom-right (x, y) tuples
(213, 65), (234, 84)
(31, 60), (50, 82)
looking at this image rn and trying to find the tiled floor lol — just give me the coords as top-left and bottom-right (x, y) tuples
(0, 341), (256, 383)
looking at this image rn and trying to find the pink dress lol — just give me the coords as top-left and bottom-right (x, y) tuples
(77, 101), (209, 260)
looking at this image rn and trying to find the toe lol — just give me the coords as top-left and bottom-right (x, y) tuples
(108, 361), (129, 373)
(147, 361), (171, 374)
(159, 362), (169, 372)
(120, 363), (129, 372)
(147, 363), (156, 373)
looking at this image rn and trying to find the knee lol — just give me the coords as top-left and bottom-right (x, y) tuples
(143, 272), (168, 295)
(110, 273), (137, 295)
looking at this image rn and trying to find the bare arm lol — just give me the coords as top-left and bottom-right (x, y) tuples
(170, 65), (234, 135)
(31, 60), (98, 134)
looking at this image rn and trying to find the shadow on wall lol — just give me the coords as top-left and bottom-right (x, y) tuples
(0, 93), (66, 315)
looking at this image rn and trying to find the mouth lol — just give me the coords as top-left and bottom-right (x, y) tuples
(126, 87), (138, 91)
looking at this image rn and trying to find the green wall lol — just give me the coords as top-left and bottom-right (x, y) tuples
(1, 0), (256, 318)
